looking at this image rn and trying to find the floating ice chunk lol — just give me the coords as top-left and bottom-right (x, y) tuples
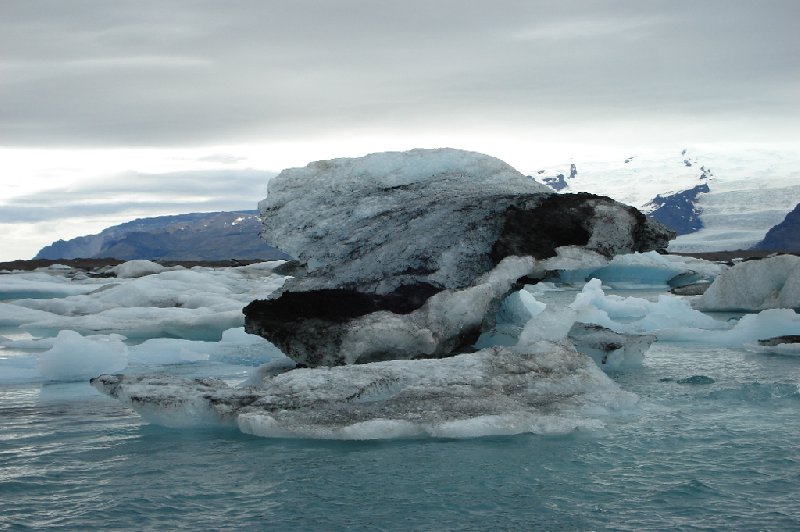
(22, 307), (246, 341)
(696, 255), (800, 311)
(92, 374), (246, 427)
(0, 271), (101, 300)
(661, 308), (800, 347)
(527, 282), (561, 294)
(517, 306), (578, 346)
(570, 279), (726, 334)
(0, 334), (54, 350)
(128, 339), (211, 364)
(567, 323), (655, 370)
(113, 260), (166, 278)
(8, 265), (288, 340)
(583, 251), (726, 289)
(129, 327), (284, 365)
(0, 303), (56, 327)
(589, 252), (694, 288)
(93, 342), (638, 439)
(38, 330), (128, 382)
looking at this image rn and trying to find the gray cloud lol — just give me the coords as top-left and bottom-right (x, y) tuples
(1, 0), (798, 147)
(0, 169), (273, 223)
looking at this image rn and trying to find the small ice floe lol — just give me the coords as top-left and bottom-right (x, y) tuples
(38, 330), (128, 383)
(112, 260), (167, 278)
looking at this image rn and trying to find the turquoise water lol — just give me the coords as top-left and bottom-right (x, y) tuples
(2, 341), (799, 530)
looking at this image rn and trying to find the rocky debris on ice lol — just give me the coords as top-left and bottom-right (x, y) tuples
(670, 282), (711, 296)
(246, 256), (537, 367)
(745, 334), (800, 356)
(696, 255), (800, 311)
(91, 340), (637, 439)
(246, 148), (673, 367)
(758, 335), (800, 346)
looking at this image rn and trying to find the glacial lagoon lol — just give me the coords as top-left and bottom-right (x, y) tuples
(2, 267), (799, 529)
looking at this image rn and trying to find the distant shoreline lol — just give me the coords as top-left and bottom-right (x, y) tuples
(0, 258), (269, 272)
(3, 251), (799, 273)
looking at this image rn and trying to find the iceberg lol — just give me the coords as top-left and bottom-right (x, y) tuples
(92, 341), (638, 439)
(129, 327), (284, 365)
(38, 330), (128, 382)
(112, 259), (167, 278)
(570, 279), (727, 335)
(696, 255), (800, 311)
(661, 308), (800, 347)
(247, 148), (672, 367)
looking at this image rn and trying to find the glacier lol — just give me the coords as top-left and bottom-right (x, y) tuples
(534, 147), (800, 252)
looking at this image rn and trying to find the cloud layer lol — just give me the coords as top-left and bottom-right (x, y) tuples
(2, 0), (798, 147)
(0, 169), (273, 223)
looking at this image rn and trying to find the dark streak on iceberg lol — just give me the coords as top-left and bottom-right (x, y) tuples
(244, 149), (673, 367)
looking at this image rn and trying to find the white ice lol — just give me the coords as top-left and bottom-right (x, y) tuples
(660, 308), (800, 347)
(37, 330), (128, 382)
(696, 255), (800, 311)
(129, 327), (285, 365)
(112, 260), (167, 278)
(531, 146), (800, 252)
(543, 249), (726, 288)
(570, 279), (727, 335)
(0, 270), (104, 299)
(93, 341), (638, 439)
(3, 261), (288, 340)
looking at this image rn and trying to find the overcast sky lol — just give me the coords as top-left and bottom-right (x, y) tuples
(1, 0), (799, 260)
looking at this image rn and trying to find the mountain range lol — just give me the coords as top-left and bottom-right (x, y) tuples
(533, 147), (800, 252)
(34, 211), (288, 261)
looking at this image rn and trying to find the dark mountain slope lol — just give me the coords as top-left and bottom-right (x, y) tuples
(35, 211), (289, 261)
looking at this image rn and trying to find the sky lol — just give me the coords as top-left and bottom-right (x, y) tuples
(1, 0), (799, 261)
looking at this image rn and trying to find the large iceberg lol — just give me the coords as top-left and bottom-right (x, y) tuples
(246, 148), (673, 367)
(696, 255), (800, 311)
(84, 149), (677, 439)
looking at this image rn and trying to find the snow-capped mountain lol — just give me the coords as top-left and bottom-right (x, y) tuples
(34, 211), (288, 261)
(532, 147), (800, 251)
